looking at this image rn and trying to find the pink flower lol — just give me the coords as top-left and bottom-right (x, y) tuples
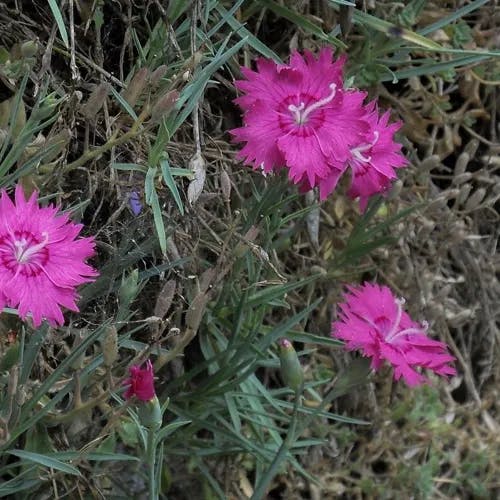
(231, 48), (368, 192)
(345, 104), (408, 211)
(124, 360), (156, 401)
(0, 185), (98, 327)
(331, 283), (456, 386)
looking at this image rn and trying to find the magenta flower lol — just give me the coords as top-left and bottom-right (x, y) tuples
(345, 104), (408, 211)
(230, 48), (368, 193)
(0, 185), (98, 327)
(124, 360), (156, 401)
(331, 283), (456, 386)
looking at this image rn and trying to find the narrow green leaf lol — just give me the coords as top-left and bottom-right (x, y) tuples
(352, 9), (442, 50)
(160, 158), (184, 215)
(109, 85), (139, 120)
(47, 0), (69, 48)
(149, 186), (167, 254)
(8, 450), (81, 476)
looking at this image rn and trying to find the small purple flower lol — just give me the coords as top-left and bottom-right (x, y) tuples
(129, 191), (142, 216)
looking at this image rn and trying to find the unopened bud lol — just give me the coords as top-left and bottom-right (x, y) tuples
(138, 395), (162, 430)
(278, 339), (304, 392)
(121, 67), (149, 107)
(81, 82), (109, 119)
(151, 90), (179, 123)
(119, 269), (140, 306)
(101, 326), (118, 368)
(150, 65), (168, 86)
(20, 40), (38, 58)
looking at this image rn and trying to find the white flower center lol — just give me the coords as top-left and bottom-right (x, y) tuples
(351, 131), (380, 163)
(14, 231), (49, 263)
(288, 83), (337, 125)
(385, 297), (428, 342)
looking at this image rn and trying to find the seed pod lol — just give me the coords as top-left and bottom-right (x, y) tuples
(185, 292), (209, 332)
(278, 339), (303, 392)
(419, 155), (441, 172)
(464, 187), (486, 211)
(220, 169), (231, 201)
(457, 184), (472, 206)
(454, 152), (470, 177)
(187, 151), (206, 205)
(452, 172), (473, 185)
(464, 138), (479, 157)
(154, 280), (176, 319)
(20, 40), (38, 58)
(81, 82), (109, 119)
(101, 326), (118, 368)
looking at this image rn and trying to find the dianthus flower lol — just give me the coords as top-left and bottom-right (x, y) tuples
(345, 103), (408, 211)
(231, 48), (368, 194)
(124, 360), (156, 401)
(0, 185), (98, 327)
(331, 283), (456, 386)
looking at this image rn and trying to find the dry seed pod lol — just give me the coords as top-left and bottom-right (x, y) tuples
(456, 184), (472, 206)
(452, 172), (473, 185)
(464, 138), (479, 157)
(80, 82), (109, 119)
(220, 169), (231, 201)
(187, 151), (206, 205)
(154, 280), (176, 319)
(454, 152), (470, 177)
(419, 155), (441, 171)
(305, 190), (319, 250)
(185, 292), (209, 332)
(464, 187), (486, 211)
(101, 326), (118, 368)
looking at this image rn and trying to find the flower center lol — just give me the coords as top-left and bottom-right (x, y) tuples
(14, 231), (49, 264)
(383, 298), (429, 342)
(288, 83), (337, 125)
(351, 131), (380, 163)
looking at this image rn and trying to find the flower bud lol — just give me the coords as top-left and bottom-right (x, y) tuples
(150, 90), (179, 123)
(119, 269), (139, 307)
(278, 339), (304, 392)
(138, 395), (162, 430)
(21, 40), (38, 58)
(121, 67), (149, 108)
(124, 360), (156, 402)
(81, 82), (109, 119)
(150, 65), (168, 86)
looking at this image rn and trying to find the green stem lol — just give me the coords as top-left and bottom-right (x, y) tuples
(147, 427), (157, 500)
(250, 385), (302, 500)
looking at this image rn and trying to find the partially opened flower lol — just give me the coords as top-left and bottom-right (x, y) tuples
(231, 48), (368, 193)
(345, 104), (408, 211)
(124, 360), (156, 401)
(331, 283), (456, 386)
(0, 185), (98, 327)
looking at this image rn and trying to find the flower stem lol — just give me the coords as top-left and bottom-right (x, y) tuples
(147, 427), (157, 500)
